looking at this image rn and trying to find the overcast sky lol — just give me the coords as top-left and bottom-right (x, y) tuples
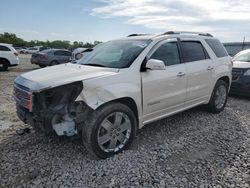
(0, 0), (249, 43)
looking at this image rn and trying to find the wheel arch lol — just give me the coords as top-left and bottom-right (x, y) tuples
(0, 57), (10, 66)
(95, 97), (139, 127)
(50, 60), (59, 65)
(218, 76), (230, 87)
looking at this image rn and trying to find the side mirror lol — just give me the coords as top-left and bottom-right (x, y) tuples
(146, 59), (166, 70)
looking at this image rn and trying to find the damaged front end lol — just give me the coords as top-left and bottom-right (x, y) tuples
(14, 80), (93, 136)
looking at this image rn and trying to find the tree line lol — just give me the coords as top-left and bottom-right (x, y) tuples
(0, 32), (102, 49)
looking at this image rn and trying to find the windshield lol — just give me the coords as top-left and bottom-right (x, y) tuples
(234, 51), (250, 62)
(78, 40), (151, 68)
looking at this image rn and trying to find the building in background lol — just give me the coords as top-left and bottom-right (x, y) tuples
(223, 42), (250, 57)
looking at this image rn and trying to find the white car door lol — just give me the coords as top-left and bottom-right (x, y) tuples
(141, 39), (187, 123)
(180, 39), (213, 105)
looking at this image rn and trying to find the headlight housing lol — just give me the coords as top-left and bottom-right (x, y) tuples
(244, 69), (250, 76)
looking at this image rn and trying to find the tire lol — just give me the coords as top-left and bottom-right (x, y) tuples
(39, 65), (46, 68)
(0, 59), (9, 71)
(82, 102), (137, 159)
(50, 61), (59, 66)
(206, 80), (228, 113)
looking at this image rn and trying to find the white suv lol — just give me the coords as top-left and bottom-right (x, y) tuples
(14, 31), (232, 158)
(0, 43), (19, 71)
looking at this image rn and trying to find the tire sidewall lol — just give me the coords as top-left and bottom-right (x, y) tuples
(210, 80), (228, 113)
(84, 103), (137, 159)
(50, 61), (59, 66)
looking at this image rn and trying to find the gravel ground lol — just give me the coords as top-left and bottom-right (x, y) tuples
(0, 55), (250, 187)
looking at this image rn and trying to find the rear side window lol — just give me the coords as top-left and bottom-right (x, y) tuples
(205, 39), (228, 57)
(55, 51), (71, 56)
(181, 41), (207, 62)
(150, 42), (180, 66)
(54, 51), (63, 56)
(0, 45), (11, 51)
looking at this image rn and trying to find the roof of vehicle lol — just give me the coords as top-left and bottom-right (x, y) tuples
(118, 31), (216, 41)
(40, 48), (71, 53)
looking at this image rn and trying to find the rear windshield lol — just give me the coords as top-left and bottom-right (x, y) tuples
(205, 39), (228, 58)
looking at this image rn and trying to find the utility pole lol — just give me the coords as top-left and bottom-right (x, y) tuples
(242, 36), (245, 50)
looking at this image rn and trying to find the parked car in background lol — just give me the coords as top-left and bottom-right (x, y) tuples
(231, 49), (250, 96)
(14, 31), (232, 158)
(0, 43), (19, 71)
(19, 47), (27, 54)
(14, 47), (24, 53)
(24, 46), (48, 54)
(71, 48), (93, 61)
(31, 49), (72, 67)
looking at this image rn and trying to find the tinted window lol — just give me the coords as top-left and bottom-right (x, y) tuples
(205, 39), (228, 57)
(181, 41), (207, 62)
(0, 45), (11, 51)
(151, 42), (180, 66)
(64, 51), (72, 56)
(54, 51), (63, 56)
(55, 50), (71, 56)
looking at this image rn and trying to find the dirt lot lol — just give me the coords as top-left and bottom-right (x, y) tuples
(0, 55), (250, 187)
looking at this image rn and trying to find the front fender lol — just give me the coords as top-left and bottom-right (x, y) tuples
(76, 82), (142, 113)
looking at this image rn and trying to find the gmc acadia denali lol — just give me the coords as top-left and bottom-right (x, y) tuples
(14, 31), (232, 158)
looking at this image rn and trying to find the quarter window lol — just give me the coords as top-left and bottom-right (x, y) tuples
(205, 39), (228, 58)
(0, 45), (11, 51)
(181, 41), (207, 62)
(150, 42), (180, 66)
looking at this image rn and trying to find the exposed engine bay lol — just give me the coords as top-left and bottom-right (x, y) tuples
(14, 81), (93, 136)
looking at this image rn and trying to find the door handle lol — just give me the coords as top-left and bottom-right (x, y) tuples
(177, 72), (186, 77)
(207, 66), (214, 71)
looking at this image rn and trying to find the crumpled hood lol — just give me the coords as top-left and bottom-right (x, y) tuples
(15, 63), (119, 92)
(233, 61), (250, 69)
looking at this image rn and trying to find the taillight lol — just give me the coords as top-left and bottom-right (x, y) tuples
(14, 52), (18, 56)
(27, 93), (32, 112)
(37, 54), (46, 59)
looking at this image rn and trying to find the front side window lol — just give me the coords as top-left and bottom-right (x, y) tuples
(78, 40), (151, 68)
(181, 41), (207, 62)
(234, 52), (250, 62)
(64, 51), (72, 56)
(150, 42), (180, 66)
(0, 45), (11, 51)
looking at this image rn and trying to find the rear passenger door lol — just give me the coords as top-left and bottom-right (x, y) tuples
(180, 39), (213, 104)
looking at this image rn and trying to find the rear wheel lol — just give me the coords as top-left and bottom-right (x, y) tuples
(0, 59), (9, 71)
(39, 65), (46, 68)
(82, 102), (137, 159)
(206, 80), (228, 113)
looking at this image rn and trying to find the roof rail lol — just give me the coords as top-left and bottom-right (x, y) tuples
(127, 34), (151, 37)
(162, 31), (213, 37)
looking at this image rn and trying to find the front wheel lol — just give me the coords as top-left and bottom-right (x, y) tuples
(206, 80), (228, 113)
(82, 102), (137, 159)
(50, 61), (59, 66)
(39, 64), (46, 68)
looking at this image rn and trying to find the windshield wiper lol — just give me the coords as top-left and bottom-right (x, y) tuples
(84, 63), (106, 67)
